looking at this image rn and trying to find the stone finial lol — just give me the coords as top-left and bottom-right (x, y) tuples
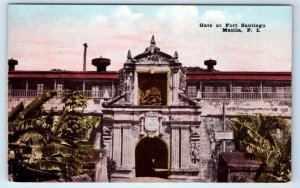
(174, 51), (178, 59)
(127, 50), (132, 59)
(150, 35), (155, 44)
(150, 35), (156, 53)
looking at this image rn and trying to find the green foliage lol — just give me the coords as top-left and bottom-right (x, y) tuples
(8, 90), (102, 182)
(62, 91), (87, 112)
(54, 91), (99, 141)
(231, 114), (291, 182)
(59, 115), (99, 141)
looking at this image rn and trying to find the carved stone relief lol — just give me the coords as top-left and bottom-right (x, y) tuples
(189, 125), (201, 166)
(138, 54), (169, 64)
(132, 124), (141, 138)
(190, 140), (201, 166)
(138, 73), (167, 105)
(101, 121), (112, 150)
(139, 87), (162, 105)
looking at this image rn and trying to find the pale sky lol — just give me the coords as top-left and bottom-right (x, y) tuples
(7, 5), (292, 72)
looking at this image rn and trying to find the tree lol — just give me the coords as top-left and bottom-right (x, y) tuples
(231, 114), (291, 182)
(57, 91), (95, 141)
(8, 90), (102, 182)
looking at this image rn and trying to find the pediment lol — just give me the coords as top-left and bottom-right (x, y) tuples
(135, 52), (172, 64)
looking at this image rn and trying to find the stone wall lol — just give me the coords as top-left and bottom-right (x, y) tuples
(8, 97), (104, 113)
(199, 99), (291, 180)
(200, 100), (291, 117)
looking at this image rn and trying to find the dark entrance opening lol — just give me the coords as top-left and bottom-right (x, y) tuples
(135, 137), (168, 178)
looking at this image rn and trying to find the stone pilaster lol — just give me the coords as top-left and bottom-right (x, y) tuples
(125, 72), (133, 103)
(174, 73), (179, 103)
(199, 123), (211, 160)
(180, 127), (190, 168)
(122, 127), (133, 168)
(133, 71), (138, 105)
(172, 71), (179, 105)
(112, 126), (122, 165)
(171, 127), (180, 169)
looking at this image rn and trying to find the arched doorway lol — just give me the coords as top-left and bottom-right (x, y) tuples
(135, 137), (168, 178)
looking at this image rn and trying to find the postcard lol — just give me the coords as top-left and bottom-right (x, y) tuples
(7, 4), (292, 183)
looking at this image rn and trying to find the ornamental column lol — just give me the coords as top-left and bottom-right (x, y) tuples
(122, 125), (133, 168)
(180, 127), (190, 168)
(171, 68), (179, 105)
(171, 126), (180, 169)
(174, 72), (179, 104)
(171, 51), (180, 105)
(112, 125), (122, 166)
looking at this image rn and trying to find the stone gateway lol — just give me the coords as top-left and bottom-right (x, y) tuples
(102, 36), (204, 181)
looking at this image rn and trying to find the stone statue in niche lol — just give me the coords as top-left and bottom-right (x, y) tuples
(190, 141), (200, 165)
(139, 87), (162, 105)
(208, 129), (216, 151)
(207, 128), (219, 175)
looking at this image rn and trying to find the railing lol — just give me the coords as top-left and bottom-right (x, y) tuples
(9, 90), (52, 98)
(190, 92), (291, 100)
(231, 92), (261, 99)
(8, 89), (113, 99)
(9, 89), (291, 100)
(83, 90), (110, 98)
(202, 92), (231, 99)
(262, 92), (291, 100)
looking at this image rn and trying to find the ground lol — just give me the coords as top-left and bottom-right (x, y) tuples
(111, 177), (205, 183)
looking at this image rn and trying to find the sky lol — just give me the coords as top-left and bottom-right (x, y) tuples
(7, 5), (292, 71)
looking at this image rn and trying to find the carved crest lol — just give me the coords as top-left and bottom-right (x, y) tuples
(144, 112), (159, 132)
